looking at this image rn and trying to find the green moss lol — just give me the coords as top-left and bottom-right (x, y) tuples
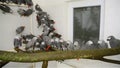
(0, 47), (120, 62)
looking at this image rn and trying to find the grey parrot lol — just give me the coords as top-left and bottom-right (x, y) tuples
(17, 8), (34, 16)
(40, 41), (47, 51)
(73, 41), (80, 50)
(66, 41), (74, 50)
(54, 38), (64, 50)
(62, 41), (69, 51)
(24, 8), (34, 16)
(0, 4), (13, 14)
(17, 8), (25, 16)
(25, 0), (33, 7)
(16, 26), (25, 34)
(14, 35), (22, 48)
(36, 12), (50, 27)
(73, 39), (85, 49)
(107, 36), (120, 48)
(25, 37), (37, 51)
(14, 35), (23, 52)
(22, 34), (35, 44)
(97, 40), (108, 49)
(81, 40), (97, 50)
(59, 39), (67, 51)
(50, 32), (61, 38)
(41, 36), (54, 51)
(35, 4), (42, 12)
(53, 37), (60, 49)
(42, 25), (50, 36)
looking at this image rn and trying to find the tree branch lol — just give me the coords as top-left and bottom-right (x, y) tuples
(0, 47), (120, 62)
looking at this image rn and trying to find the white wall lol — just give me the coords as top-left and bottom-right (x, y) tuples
(104, 0), (120, 40)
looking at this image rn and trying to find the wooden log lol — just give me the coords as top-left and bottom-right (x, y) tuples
(0, 47), (120, 62)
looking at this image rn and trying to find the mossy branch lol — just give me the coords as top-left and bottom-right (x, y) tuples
(0, 47), (120, 62)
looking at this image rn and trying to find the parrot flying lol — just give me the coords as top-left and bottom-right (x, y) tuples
(16, 26), (25, 34)
(17, 8), (34, 16)
(35, 4), (42, 12)
(0, 4), (13, 14)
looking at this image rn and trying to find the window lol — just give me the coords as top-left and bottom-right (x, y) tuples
(73, 6), (101, 42)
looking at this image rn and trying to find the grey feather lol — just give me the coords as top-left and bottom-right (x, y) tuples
(107, 36), (120, 48)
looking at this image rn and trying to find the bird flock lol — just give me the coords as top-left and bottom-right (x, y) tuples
(0, 0), (34, 16)
(0, 1), (120, 52)
(0, 0), (33, 7)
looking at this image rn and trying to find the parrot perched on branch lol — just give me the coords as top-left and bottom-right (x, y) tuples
(97, 40), (108, 49)
(107, 36), (120, 48)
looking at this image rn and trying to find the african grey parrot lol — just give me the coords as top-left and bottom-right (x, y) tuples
(58, 39), (69, 51)
(14, 35), (22, 48)
(97, 40), (108, 49)
(66, 41), (74, 50)
(25, 37), (37, 51)
(17, 8), (25, 16)
(17, 8), (34, 16)
(25, 0), (33, 7)
(24, 8), (34, 16)
(42, 25), (50, 36)
(40, 41), (47, 51)
(16, 26), (25, 34)
(36, 12), (50, 27)
(107, 36), (120, 48)
(73, 39), (85, 49)
(0, 4), (13, 14)
(73, 41), (80, 50)
(35, 4), (42, 12)
(80, 40), (98, 50)
(53, 37), (63, 50)
(22, 34), (35, 44)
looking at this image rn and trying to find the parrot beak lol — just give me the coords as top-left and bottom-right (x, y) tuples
(107, 39), (109, 41)
(107, 37), (111, 41)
